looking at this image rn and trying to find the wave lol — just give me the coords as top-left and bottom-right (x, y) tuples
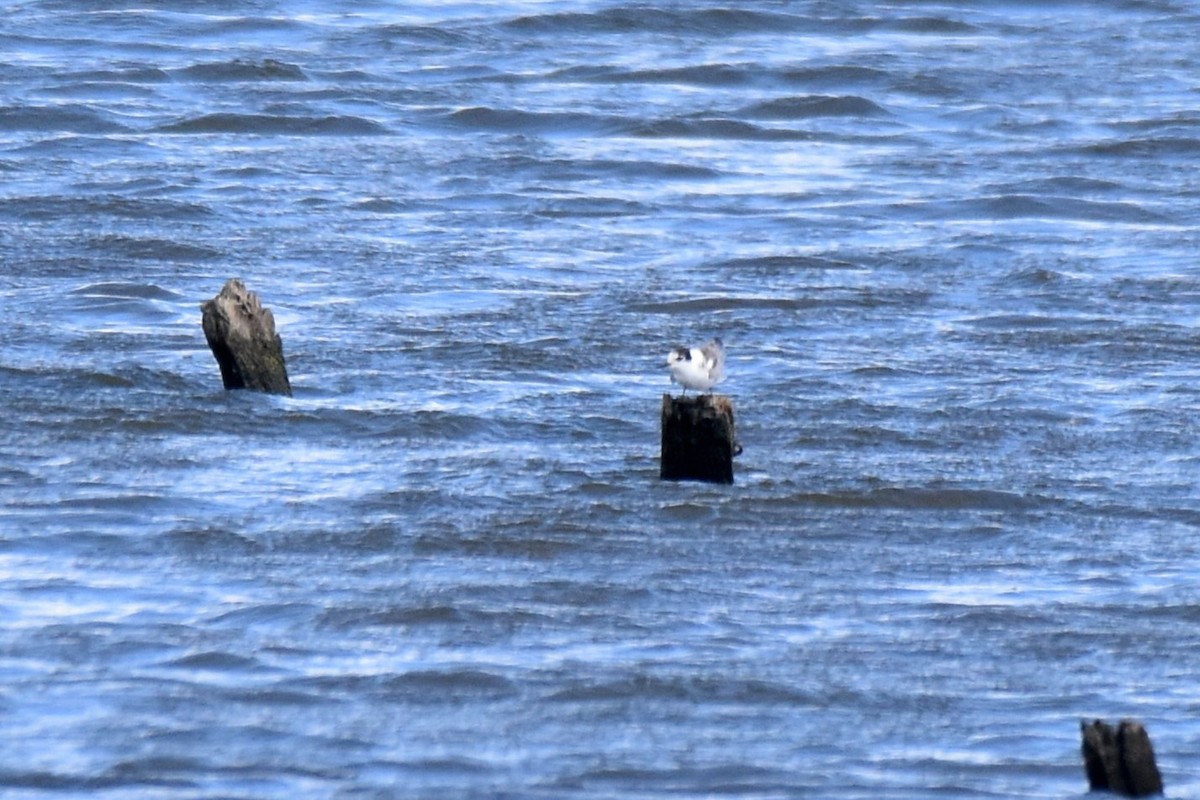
(174, 58), (307, 83)
(781, 64), (892, 89)
(711, 255), (860, 272)
(64, 66), (171, 84)
(880, 15), (977, 34)
(632, 117), (815, 141)
(800, 486), (1041, 512)
(444, 103), (878, 142)
(890, 194), (1168, 224)
(990, 176), (1125, 194)
(384, 669), (519, 698)
(1078, 136), (1200, 158)
(630, 288), (928, 314)
(0, 104), (127, 134)
(69, 281), (182, 301)
(551, 63), (893, 92)
(564, 763), (798, 795)
(0, 195), (213, 221)
(503, 7), (813, 36)
(552, 63), (767, 88)
(741, 94), (890, 120)
(542, 158), (720, 181)
(155, 113), (387, 135)
(550, 673), (817, 705)
(444, 106), (628, 136)
(84, 235), (222, 262)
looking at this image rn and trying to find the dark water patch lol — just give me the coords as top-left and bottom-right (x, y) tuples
(214, 686), (334, 707)
(62, 66), (171, 84)
(69, 281), (182, 301)
(0, 104), (128, 134)
(711, 254), (861, 272)
(0, 768), (177, 791)
(780, 64), (892, 89)
(538, 157), (722, 182)
(800, 486), (1039, 512)
(504, 7), (811, 37)
(630, 295), (817, 314)
(1002, 265), (1069, 288)
(74, 370), (138, 389)
(562, 764), (799, 796)
(0, 195), (213, 221)
(107, 755), (206, 784)
(384, 668), (519, 700)
(208, 603), (320, 629)
(84, 234), (223, 262)
(633, 117), (815, 142)
(606, 159), (721, 180)
(550, 674), (818, 705)
(1109, 111), (1200, 134)
(55, 493), (178, 515)
(208, 14), (312, 34)
(12, 133), (157, 158)
(413, 529), (582, 560)
(631, 287), (929, 314)
(174, 59), (307, 83)
(1078, 136), (1200, 158)
(212, 164), (285, 180)
(354, 757), (492, 779)
(163, 526), (267, 557)
(372, 23), (480, 48)
(956, 312), (1097, 331)
(351, 197), (411, 214)
(156, 113), (387, 136)
(533, 196), (653, 219)
(444, 106), (628, 137)
(882, 15), (979, 34)
(952, 314), (1200, 363)
(401, 409), (495, 441)
(891, 194), (1167, 224)
(165, 651), (271, 672)
(40, 81), (159, 101)
(317, 603), (553, 632)
(991, 176), (1125, 195)
(556, 63), (765, 89)
(741, 94), (890, 120)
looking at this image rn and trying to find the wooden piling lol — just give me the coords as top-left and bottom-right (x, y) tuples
(660, 394), (738, 484)
(1081, 718), (1164, 797)
(200, 278), (292, 396)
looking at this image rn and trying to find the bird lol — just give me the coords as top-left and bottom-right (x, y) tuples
(666, 337), (725, 395)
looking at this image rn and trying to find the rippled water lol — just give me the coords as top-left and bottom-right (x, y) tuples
(3, 2), (1200, 797)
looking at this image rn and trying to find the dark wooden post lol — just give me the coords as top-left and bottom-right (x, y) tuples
(200, 278), (292, 396)
(1081, 719), (1164, 797)
(660, 394), (738, 484)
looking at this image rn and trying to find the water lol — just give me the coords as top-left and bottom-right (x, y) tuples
(2, 1), (1199, 797)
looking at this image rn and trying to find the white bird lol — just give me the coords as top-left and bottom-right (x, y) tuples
(666, 337), (725, 395)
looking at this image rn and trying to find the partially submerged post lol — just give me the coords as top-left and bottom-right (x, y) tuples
(660, 394), (738, 484)
(1081, 718), (1164, 797)
(200, 278), (292, 396)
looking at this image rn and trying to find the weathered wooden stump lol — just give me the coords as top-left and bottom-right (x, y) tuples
(660, 394), (738, 484)
(1081, 718), (1164, 797)
(200, 278), (292, 396)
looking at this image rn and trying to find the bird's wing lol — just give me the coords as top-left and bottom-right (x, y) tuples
(701, 339), (725, 380)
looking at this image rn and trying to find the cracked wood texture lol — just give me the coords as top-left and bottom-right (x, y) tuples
(201, 278), (292, 397)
